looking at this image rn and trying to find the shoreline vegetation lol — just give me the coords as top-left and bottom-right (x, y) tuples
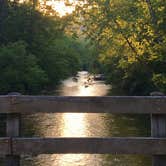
(0, 2), (91, 95)
(0, 0), (165, 96)
(75, 0), (166, 96)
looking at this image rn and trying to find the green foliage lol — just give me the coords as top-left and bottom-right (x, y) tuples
(72, 39), (100, 72)
(0, 41), (48, 94)
(0, 2), (83, 94)
(76, 0), (166, 95)
(38, 37), (81, 87)
(152, 74), (166, 93)
(1, 1), (165, 95)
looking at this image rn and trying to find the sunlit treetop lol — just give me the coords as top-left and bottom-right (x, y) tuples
(37, 0), (75, 16)
(15, 0), (79, 16)
(35, 0), (84, 17)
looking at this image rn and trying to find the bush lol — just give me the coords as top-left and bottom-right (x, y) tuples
(0, 41), (48, 94)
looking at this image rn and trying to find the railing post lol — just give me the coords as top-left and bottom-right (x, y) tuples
(5, 92), (21, 166)
(151, 92), (166, 166)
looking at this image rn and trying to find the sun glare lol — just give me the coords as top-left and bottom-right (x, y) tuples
(45, 0), (77, 17)
(53, 1), (74, 16)
(19, 0), (81, 17)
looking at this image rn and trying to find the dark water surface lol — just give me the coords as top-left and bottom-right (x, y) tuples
(0, 71), (151, 166)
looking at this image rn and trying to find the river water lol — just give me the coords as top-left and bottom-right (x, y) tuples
(0, 71), (151, 166)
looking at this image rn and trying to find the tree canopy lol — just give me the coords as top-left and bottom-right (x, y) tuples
(0, 0), (165, 95)
(74, 0), (166, 95)
(0, 1), (86, 94)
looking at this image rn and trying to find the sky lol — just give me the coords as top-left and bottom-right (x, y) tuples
(44, 0), (77, 16)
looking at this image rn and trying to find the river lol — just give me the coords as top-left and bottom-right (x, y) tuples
(0, 71), (151, 166)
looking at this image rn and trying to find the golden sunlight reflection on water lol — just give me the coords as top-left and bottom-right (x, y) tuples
(60, 113), (86, 137)
(54, 71), (110, 166)
(20, 71), (150, 166)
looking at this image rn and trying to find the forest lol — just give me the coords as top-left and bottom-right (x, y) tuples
(0, 0), (165, 95)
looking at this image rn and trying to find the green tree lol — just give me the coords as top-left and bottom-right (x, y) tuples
(75, 0), (166, 95)
(0, 41), (48, 94)
(0, 2), (83, 94)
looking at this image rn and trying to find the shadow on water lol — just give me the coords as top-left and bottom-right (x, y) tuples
(105, 114), (150, 137)
(102, 114), (151, 166)
(0, 71), (151, 166)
